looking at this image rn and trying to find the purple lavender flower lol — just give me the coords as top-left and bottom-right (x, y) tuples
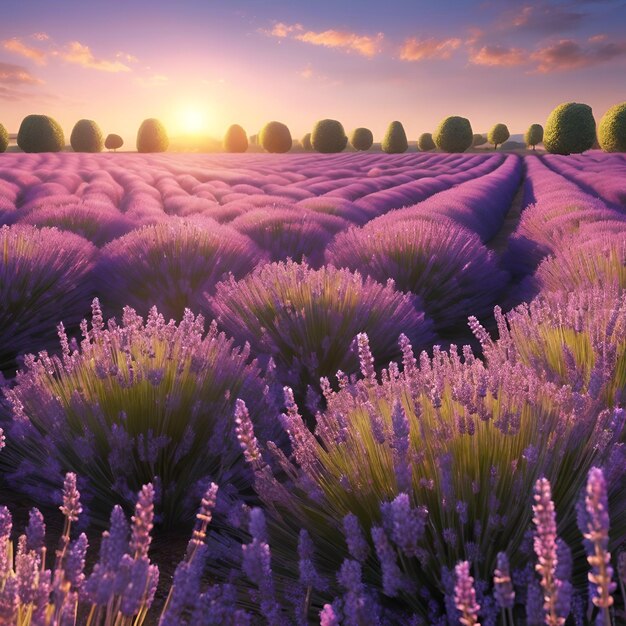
(581, 467), (616, 613)
(131, 483), (154, 559)
(381, 493), (427, 558)
(532, 477), (565, 626)
(65, 533), (88, 589)
(371, 526), (406, 597)
(60, 472), (82, 523)
(342, 513), (369, 563)
(320, 603), (341, 626)
(454, 561), (481, 626)
(493, 552), (515, 609)
(25, 508), (46, 555)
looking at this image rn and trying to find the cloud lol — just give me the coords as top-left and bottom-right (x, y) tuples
(31, 32), (49, 42)
(469, 44), (527, 67)
(2, 38), (47, 65)
(56, 41), (131, 72)
(269, 22), (303, 38)
(399, 37), (462, 61)
(501, 2), (584, 33)
(0, 61), (43, 84)
(116, 51), (139, 63)
(294, 29), (384, 57)
(531, 37), (626, 71)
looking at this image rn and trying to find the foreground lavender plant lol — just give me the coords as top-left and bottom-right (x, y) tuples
(454, 561), (481, 626)
(234, 334), (626, 618)
(3, 300), (281, 526)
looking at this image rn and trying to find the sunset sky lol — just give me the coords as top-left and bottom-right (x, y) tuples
(1, 0), (625, 145)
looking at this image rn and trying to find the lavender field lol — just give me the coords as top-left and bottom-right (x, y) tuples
(1, 150), (626, 625)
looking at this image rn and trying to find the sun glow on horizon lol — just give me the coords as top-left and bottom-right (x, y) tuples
(173, 104), (214, 136)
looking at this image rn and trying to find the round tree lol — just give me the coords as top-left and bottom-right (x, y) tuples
(543, 102), (596, 155)
(311, 119), (348, 153)
(417, 132), (436, 151)
(301, 132), (312, 151)
(525, 124), (544, 150)
(598, 102), (626, 152)
(487, 123), (510, 150)
(17, 115), (65, 153)
(433, 116), (473, 153)
(260, 121), (292, 153)
(350, 127), (374, 151)
(472, 133), (487, 147)
(70, 119), (104, 152)
(104, 133), (124, 151)
(381, 121), (408, 154)
(223, 124), (248, 153)
(136, 118), (169, 153)
(0, 123), (8, 152)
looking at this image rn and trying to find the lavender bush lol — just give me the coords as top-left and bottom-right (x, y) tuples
(472, 288), (626, 407)
(97, 217), (264, 322)
(235, 335), (626, 620)
(326, 218), (509, 334)
(0, 224), (96, 374)
(3, 300), (280, 526)
(210, 260), (434, 413)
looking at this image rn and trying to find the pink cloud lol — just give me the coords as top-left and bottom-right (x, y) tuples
(531, 37), (626, 72)
(2, 38), (47, 65)
(31, 32), (49, 42)
(502, 2), (584, 33)
(0, 61), (43, 84)
(56, 41), (132, 72)
(469, 44), (527, 67)
(294, 28), (384, 57)
(270, 22), (303, 38)
(399, 37), (462, 61)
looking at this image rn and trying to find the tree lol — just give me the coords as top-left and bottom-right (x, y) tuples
(223, 124), (248, 153)
(544, 102), (595, 155)
(259, 121), (292, 153)
(350, 128), (374, 151)
(301, 133), (312, 151)
(472, 134), (487, 147)
(104, 134), (124, 151)
(70, 119), (104, 152)
(382, 121), (408, 154)
(433, 116), (473, 153)
(311, 119), (348, 153)
(598, 102), (626, 152)
(0, 124), (8, 153)
(17, 115), (65, 153)
(524, 124), (544, 151)
(417, 132), (436, 151)
(487, 124), (510, 150)
(136, 118), (169, 153)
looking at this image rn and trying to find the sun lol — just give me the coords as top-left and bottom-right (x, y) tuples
(177, 106), (210, 135)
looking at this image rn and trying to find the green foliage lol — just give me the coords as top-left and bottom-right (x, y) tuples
(301, 132), (312, 151)
(0, 124), (8, 152)
(417, 132), (436, 151)
(223, 124), (249, 153)
(136, 118), (169, 153)
(598, 102), (626, 152)
(259, 121), (292, 153)
(525, 124), (544, 150)
(311, 119), (348, 153)
(487, 123), (510, 149)
(472, 133), (487, 147)
(544, 102), (596, 155)
(381, 121), (408, 154)
(70, 119), (104, 153)
(17, 115), (65, 153)
(433, 116), (473, 153)
(104, 133), (124, 151)
(350, 127), (374, 151)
